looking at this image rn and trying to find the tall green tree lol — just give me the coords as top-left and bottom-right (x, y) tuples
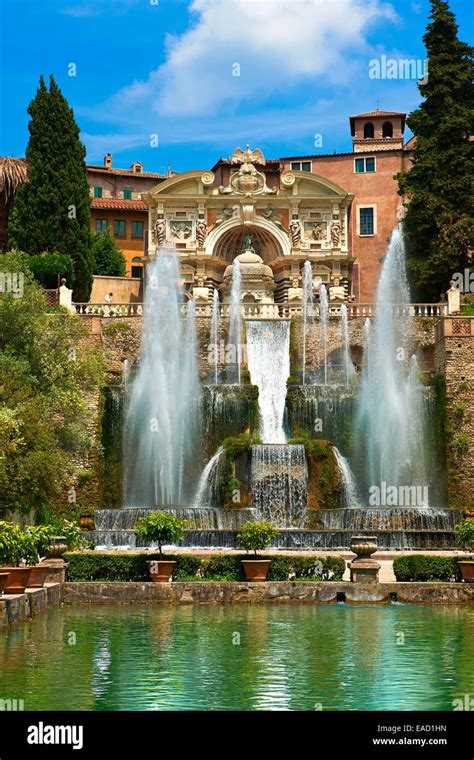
(397, 0), (474, 301)
(8, 75), (94, 301)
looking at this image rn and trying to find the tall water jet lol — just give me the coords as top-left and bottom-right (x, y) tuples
(122, 358), (130, 386)
(340, 304), (355, 386)
(353, 227), (430, 504)
(333, 447), (361, 508)
(302, 261), (313, 385)
(228, 259), (242, 384)
(319, 284), (329, 385)
(194, 446), (225, 508)
(209, 288), (220, 384)
(246, 320), (290, 443)
(123, 249), (201, 506)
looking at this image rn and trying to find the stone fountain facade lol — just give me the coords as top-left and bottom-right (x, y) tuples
(144, 145), (354, 306)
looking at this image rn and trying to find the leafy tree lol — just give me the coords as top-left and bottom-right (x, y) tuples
(0, 252), (103, 517)
(91, 232), (126, 277)
(8, 75), (94, 301)
(28, 252), (74, 290)
(397, 0), (474, 301)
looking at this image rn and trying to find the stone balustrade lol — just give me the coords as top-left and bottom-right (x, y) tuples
(74, 301), (448, 319)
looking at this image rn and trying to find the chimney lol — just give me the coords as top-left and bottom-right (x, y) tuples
(104, 153), (112, 169)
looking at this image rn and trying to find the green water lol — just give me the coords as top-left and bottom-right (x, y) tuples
(1, 604), (473, 711)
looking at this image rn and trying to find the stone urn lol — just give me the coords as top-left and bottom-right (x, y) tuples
(350, 535), (378, 560)
(46, 536), (68, 560)
(349, 536), (380, 584)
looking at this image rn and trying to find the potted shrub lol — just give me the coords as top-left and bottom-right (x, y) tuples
(135, 512), (185, 582)
(456, 519), (474, 582)
(0, 522), (34, 593)
(237, 521), (278, 581)
(24, 525), (56, 587)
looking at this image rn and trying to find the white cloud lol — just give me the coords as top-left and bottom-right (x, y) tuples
(99, 0), (399, 118)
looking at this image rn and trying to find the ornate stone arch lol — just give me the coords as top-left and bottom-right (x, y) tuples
(205, 216), (291, 260)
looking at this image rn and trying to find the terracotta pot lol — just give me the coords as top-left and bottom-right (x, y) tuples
(241, 559), (271, 581)
(0, 572), (10, 594)
(147, 560), (176, 583)
(1, 567), (32, 594)
(27, 566), (49, 588)
(458, 561), (474, 583)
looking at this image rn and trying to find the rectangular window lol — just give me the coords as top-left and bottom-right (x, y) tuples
(131, 221), (144, 239)
(354, 156), (376, 173)
(131, 266), (143, 278)
(123, 187), (132, 200)
(114, 219), (126, 237)
(93, 186), (103, 198)
(95, 218), (108, 233)
(290, 161), (312, 172)
(359, 207), (374, 236)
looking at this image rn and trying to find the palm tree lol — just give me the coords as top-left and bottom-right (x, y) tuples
(0, 157), (27, 250)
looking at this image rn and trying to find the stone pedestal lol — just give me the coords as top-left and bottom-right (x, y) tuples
(349, 559), (381, 584)
(39, 560), (68, 584)
(349, 535), (380, 584)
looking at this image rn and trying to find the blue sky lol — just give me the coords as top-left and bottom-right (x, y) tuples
(0, 0), (472, 173)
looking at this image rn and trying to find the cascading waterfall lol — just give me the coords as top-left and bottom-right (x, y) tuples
(123, 248), (201, 507)
(210, 288), (220, 384)
(302, 261), (313, 385)
(333, 446), (362, 508)
(340, 304), (355, 386)
(319, 284), (328, 385)
(251, 444), (307, 527)
(194, 446), (225, 508)
(246, 320), (290, 443)
(353, 227), (431, 505)
(228, 259), (242, 384)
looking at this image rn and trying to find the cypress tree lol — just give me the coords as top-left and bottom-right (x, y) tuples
(9, 75), (94, 301)
(397, 0), (474, 301)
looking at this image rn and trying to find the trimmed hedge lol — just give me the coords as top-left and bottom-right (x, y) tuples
(393, 555), (461, 582)
(65, 552), (346, 582)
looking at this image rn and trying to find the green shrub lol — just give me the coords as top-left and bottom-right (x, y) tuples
(393, 555), (460, 582)
(103, 321), (131, 334)
(65, 552), (346, 582)
(455, 519), (474, 551)
(237, 521), (278, 556)
(134, 512), (186, 557)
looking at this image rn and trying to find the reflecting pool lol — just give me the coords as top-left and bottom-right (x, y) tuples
(1, 604), (473, 711)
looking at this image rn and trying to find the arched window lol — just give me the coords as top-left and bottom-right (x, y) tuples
(132, 256), (142, 263)
(382, 121), (393, 138)
(363, 122), (374, 139)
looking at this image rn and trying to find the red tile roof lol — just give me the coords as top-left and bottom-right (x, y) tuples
(87, 165), (171, 179)
(91, 197), (148, 210)
(350, 109), (406, 119)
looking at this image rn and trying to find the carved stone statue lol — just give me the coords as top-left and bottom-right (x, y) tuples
(331, 220), (341, 248)
(447, 279), (461, 314)
(153, 217), (166, 247)
(243, 234), (254, 252)
(196, 219), (207, 247)
(219, 145), (277, 196)
(311, 222), (326, 242)
(329, 277), (345, 302)
(290, 219), (301, 247)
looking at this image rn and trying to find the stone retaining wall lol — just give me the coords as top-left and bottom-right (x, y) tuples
(0, 584), (62, 629)
(63, 581), (474, 605)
